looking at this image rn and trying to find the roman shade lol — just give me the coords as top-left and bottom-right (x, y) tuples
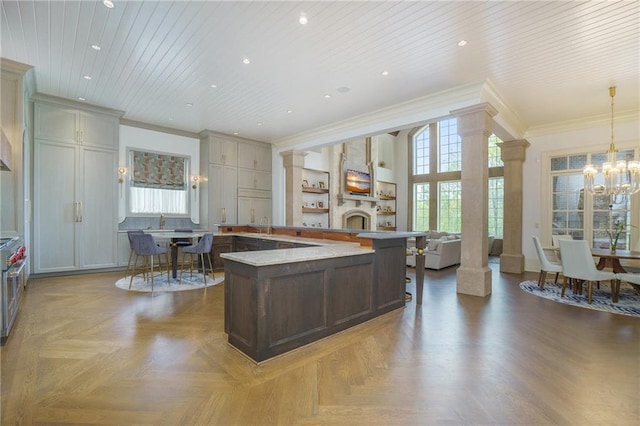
(131, 150), (186, 190)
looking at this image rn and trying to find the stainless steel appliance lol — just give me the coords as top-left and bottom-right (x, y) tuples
(1, 236), (26, 345)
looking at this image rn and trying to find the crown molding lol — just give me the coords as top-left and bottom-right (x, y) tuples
(31, 92), (125, 117)
(121, 119), (200, 139)
(480, 79), (527, 139)
(272, 82), (488, 151)
(524, 109), (640, 138)
(198, 129), (263, 144)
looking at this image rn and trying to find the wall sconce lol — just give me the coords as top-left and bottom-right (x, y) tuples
(118, 167), (126, 184)
(118, 167), (126, 197)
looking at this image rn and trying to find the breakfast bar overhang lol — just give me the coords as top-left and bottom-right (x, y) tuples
(219, 227), (426, 363)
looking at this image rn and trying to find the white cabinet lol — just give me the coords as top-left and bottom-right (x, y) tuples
(209, 164), (237, 225)
(238, 196), (272, 225)
(237, 169), (271, 191)
(34, 102), (118, 148)
(237, 142), (271, 171)
(33, 140), (118, 272)
(201, 133), (272, 227)
(32, 99), (119, 273)
(208, 137), (237, 166)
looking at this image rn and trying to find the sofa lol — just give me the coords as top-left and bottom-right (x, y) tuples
(406, 234), (462, 270)
(424, 237), (461, 269)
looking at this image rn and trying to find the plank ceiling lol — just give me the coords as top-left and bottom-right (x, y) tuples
(1, 0), (638, 143)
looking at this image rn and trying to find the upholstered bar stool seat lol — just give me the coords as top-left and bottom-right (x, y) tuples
(180, 233), (214, 285)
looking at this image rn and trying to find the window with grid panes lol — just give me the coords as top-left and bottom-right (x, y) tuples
(410, 119), (504, 235)
(413, 183), (429, 231)
(438, 118), (461, 172)
(438, 181), (461, 233)
(549, 151), (634, 248)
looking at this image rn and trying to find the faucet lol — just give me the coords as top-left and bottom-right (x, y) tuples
(259, 216), (271, 235)
(159, 214), (165, 230)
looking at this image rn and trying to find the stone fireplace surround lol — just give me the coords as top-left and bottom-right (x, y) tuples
(330, 139), (379, 231)
(282, 137), (382, 231)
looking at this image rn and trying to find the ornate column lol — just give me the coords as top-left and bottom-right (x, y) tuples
(280, 150), (307, 226)
(451, 103), (498, 297)
(498, 139), (530, 273)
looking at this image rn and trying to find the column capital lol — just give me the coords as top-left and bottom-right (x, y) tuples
(280, 150), (307, 168)
(450, 102), (498, 137)
(498, 139), (530, 162)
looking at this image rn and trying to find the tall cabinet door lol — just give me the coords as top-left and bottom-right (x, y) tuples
(33, 140), (78, 273)
(209, 164), (237, 225)
(78, 147), (118, 268)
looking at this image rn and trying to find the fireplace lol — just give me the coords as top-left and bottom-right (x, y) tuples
(343, 210), (371, 230)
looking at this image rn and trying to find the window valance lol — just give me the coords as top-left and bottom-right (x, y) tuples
(131, 150), (187, 190)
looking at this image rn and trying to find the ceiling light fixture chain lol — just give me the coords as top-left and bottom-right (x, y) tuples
(583, 86), (640, 201)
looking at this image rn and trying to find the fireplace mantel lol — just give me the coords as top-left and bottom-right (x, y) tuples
(337, 193), (380, 207)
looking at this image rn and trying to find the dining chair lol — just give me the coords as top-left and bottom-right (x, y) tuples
(614, 272), (639, 302)
(532, 236), (563, 289)
(551, 234), (573, 248)
(559, 239), (617, 304)
(129, 233), (170, 292)
(180, 233), (214, 286)
(125, 230), (145, 278)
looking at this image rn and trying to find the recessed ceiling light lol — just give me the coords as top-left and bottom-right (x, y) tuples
(381, 70), (390, 76)
(103, 0), (114, 9)
(457, 40), (467, 47)
(324, 94), (331, 99)
(168, 117), (174, 121)
(233, 132), (239, 135)
(91, 44), (101, 51)
(299, 14), (308, 25)
(186, 103), (193, 107)
(83, 75), (92, 80)
(210, 84), (218, 88)
(242, 58), (251, 65)
(257, 122), (263, 126)
(78, 97), (86, 101)
(287, 110), (293, 114)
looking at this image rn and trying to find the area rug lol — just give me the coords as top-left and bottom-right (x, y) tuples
(519, 280), (640, 317)
(115, 272), (223, 293)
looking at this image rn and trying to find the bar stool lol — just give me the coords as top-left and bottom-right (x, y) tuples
(129, 233), (170, 292)
(125, 230), (145, 278)
(180, 233), (214, 285)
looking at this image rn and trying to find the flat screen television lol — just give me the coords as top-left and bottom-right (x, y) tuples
(346, 169), (371, 195)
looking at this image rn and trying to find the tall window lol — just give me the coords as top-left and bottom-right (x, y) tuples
(414, 183), (429, 231)
(410, 118), (504, 236)
(549, 150), (635, 248)
(438, 181), (461, 232)
(414, 129), (430, 175)
(488, 177), (504, 238)
(438, 118), (461, 172)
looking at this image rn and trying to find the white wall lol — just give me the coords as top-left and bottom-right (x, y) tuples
(118, 125), (200, 223)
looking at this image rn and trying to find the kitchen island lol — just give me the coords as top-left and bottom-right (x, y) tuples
(219, 226), (426, 362)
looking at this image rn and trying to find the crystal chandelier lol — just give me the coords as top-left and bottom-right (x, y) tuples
(583, 86), (640, 197)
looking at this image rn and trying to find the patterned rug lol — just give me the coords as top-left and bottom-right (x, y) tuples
(115, 272), (224, 293)
(519, 280), (640, 317)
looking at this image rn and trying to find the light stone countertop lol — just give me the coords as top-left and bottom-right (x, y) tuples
(220, 243), (373, 267)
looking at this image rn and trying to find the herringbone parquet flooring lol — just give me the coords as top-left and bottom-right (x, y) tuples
(1, 264), (638, 425)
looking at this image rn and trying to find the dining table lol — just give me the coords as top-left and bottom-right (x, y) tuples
(591, 248), (640, 293)
(146, 231), (205, 279)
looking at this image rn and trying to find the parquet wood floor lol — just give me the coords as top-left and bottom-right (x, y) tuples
(1, 264), (638, 425)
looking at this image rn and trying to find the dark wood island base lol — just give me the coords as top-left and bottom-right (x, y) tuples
(220, 226), (426, 363)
